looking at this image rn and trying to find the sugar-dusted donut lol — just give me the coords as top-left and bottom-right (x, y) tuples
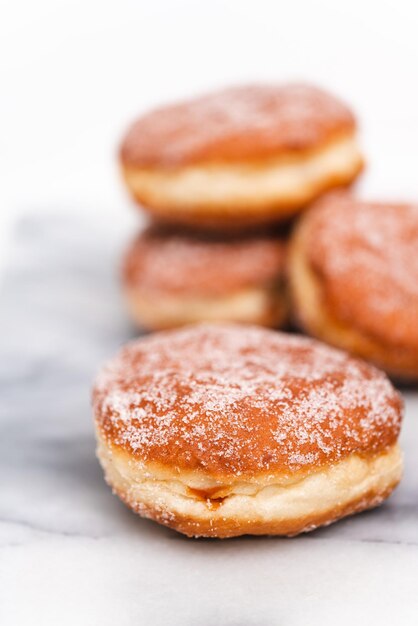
(122, 227), (288, 330)
(289, 193), (418, 381)
(92, 323), (403, 538)
(119, 84), (364, 230)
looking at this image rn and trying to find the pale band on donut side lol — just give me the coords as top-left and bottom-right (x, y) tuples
(96, 433), (401, 538)
(92, 324), (403, 538)
(123, 285), (288, 331)
(121, 133), (363, 228)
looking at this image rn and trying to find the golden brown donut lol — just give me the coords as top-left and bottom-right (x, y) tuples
(119, 84), (364, 230)
(121, 227), (288, 330)
(92, 323), (403, 538)
(289, 193), (418, 381)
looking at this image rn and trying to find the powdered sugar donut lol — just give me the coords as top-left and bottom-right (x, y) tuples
(119, 84), (364, 230)
(290, 193), (418, 381)
(92, 323), (403, 538)
(122, 227), (288, 330)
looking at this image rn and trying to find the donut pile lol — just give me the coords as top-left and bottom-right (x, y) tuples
(119, 83), (363, 333)
(91, 82), (417, 538)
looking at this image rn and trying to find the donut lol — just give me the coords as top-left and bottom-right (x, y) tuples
(121, 227), (288, 330)
(119, 84), (364, 230)
(92, 323), (403, 538)
(289, 193), (418, 381)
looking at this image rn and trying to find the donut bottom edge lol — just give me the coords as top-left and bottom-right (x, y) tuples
(122, 284), (288, 331)
(96, 430), (402, 539)
(122, 133), (363, 230)
(289, 227), (418, 382)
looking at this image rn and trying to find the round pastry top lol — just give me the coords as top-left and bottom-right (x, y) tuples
(120, 83), (356, 167)
(93, 324), (402, 478)
(123, 228), (286, 296)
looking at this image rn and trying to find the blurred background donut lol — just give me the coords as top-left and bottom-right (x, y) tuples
(122, 226), (288, 330)
(119, 84), (364, 231)
(289, 193), (418, 381)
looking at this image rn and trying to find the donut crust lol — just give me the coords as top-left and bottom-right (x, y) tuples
(93, 324), (403, 537)
(119, 85), (364, 229)
(289, 194), (418, 380)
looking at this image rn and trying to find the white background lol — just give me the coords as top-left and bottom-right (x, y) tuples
(1, 0), (418, 269)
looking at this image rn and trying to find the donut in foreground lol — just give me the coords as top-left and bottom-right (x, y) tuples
(289, 193), (418, 381)
(119, 84), (364, 230)
(92, 323), (403, 538)
(122, 227), (288, 330)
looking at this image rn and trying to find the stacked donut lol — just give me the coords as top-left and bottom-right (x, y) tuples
(91, 82), (417, 538)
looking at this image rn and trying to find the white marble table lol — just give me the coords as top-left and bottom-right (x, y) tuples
(1, 216), (417, 625)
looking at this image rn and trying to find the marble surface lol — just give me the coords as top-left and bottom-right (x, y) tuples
(1, 215), (417, 625)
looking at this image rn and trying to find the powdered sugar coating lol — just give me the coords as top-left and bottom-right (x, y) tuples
(123, 228), (286, 296)
(120, 84), (356, 167)
(305, 194), (418, 350)
(93, 324), (402, 477)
